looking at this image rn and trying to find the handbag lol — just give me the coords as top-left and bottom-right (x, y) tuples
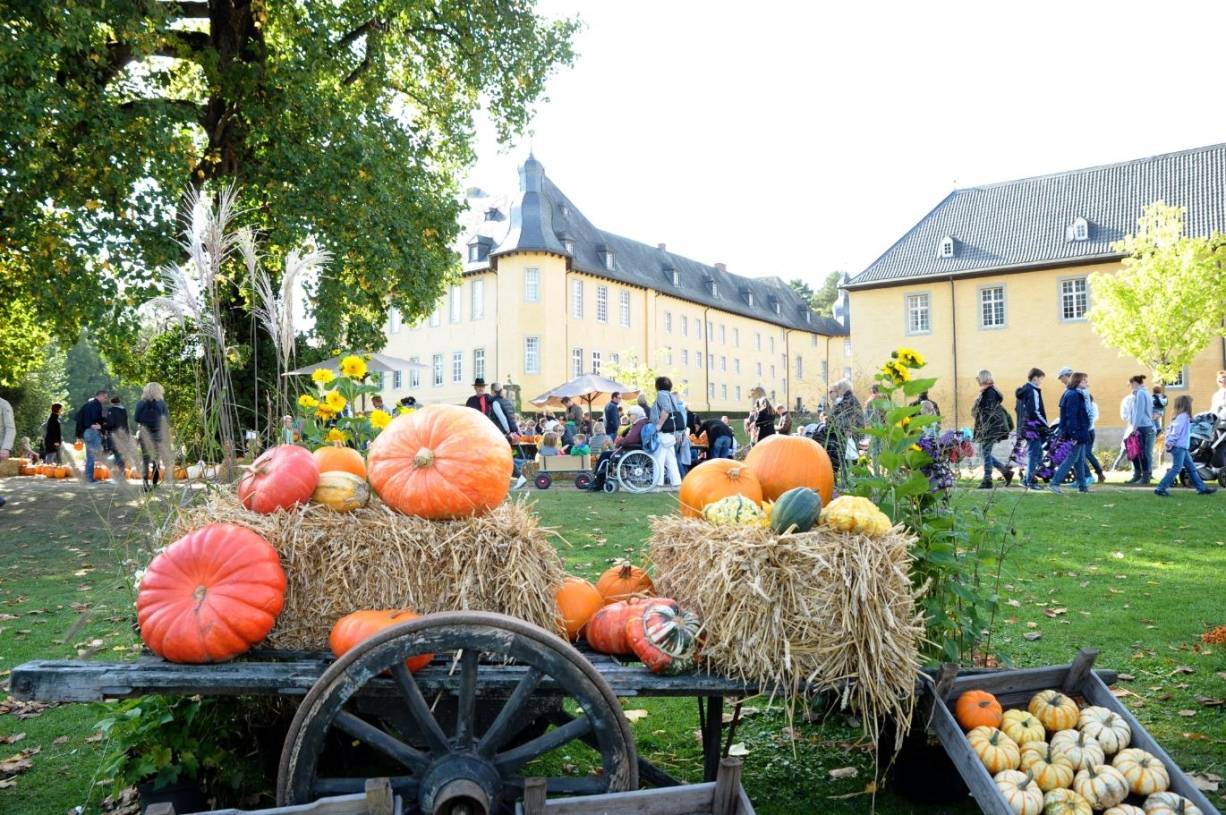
(640, 421), (660, 453)
(1124, 429), (1142, 460)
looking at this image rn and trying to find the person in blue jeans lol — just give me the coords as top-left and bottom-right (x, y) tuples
(1155, 395), (1218, 496)
(1125, 374), (1155, 484)
(1048, 372), (1092, 494)
(701, 417), (734, 459)
(1014, 368), (1048, 487)
(74, 389), (109, 483)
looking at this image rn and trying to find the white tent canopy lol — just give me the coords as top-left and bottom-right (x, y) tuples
(529, 374), (640, 410)
(284, 353), (429, 376)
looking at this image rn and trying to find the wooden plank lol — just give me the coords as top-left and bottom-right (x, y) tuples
(1060, 648), (1097, 694)
(712, 759), (742, 815)
(521, 778), (547, 815)
(928, 683), (1013, 815)
(735, 787), (757, 815)
(203, 791), (372, 813)
(363, 778), (393, 815)
(520, 782), (716, 814)
(1079, 671), (1221, 815)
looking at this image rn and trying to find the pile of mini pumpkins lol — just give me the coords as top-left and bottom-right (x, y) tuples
(678, 434), (893, 538)
(18, 460), (71, 478)
(136, 404), (518, 665)
(554, 562), (701, 676)
(955, 687), (1203, 815)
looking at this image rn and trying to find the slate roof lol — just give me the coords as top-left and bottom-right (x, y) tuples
(847, 143), (1226, 289)
(482, 155), (845, 335)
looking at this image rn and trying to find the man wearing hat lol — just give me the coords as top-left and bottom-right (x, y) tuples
(1057, 366), (1074, 387)
(465, 377), (492, 417)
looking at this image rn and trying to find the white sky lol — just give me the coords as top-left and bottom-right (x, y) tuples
(466, 0), (1226, 288)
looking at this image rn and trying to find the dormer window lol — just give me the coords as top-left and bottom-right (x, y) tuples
(770, 297), (781, 315)
(604, 249), (615, 270)
(1067, 217), (1089, 242)
(747, 291), (754, 307)
(705, 279), (717, 297)
(467, 235), (492, 263)
(564, 239), (575, 255)
(803, 308), (811, 323)
(939, 236), (955, 258)
(468, 245), (480, 262)
(671, 269), (680, 287)
(483, 207), (502, 222)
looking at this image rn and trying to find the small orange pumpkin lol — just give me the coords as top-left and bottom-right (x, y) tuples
(743, 434), (835, 504)
(329, 609), (432, 673)
(595, 562), (654, 604)
(955, 689), (1003, 730)
(313, 444), (367, 479)
(555, 577), (603, 641)
(678, 458), (763, 517)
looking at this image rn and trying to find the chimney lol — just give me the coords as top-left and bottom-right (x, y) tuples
(714, 262), (727, 273)
(657, 242), (667, 251)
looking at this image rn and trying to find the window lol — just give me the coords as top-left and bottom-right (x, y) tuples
(696, 321), (702, 340)
(473, 348), (485, 381)
(843, 339), (852, 356)
(747, 291), (754, 306)
(696, 351), (703, 368)
(471, 279), (485, 320)
(755, 333), (761, 351)
(571, 279), (584, 318)
(449, 285), (462, 323)
(468, 244), (480, 263)
(711, 281), (718, 297)
(1060, 277), (1088, 321)
(770, 365), (776, 381)
(409, 356), (421, 388)
(812, 334), (818, 347)
(664, 311), (672, 332)
(721, 384), (728, 399)
(844, 366), (852, 381)
(665, 347), (673, 365)
(769, 336), (775, 353)
(821, 360), (828, 383)
(571, 347), (584, 377)
(429, 303), (441, 328)
(524, 268), (540, 303)
(596, 285), (609, 323)
(906, 293), (931, 334)
(734, 359), (741, 374)
(564, 239), (575, 255)
(708, 355), (714, 370)
(524, 337), (540, 374)
(392, 370), (402, 389)
(795, 356), (803, 378)
(1068, 217), (1089, 242)
(672, 269), (680, 287)
(681, 349), (689, 366)
(388, 307), (401, 334)
(733, 328), (739, 347)
(707, 320), (713, 337)
(432, 353), (443, 387)
(719, 324), (726, 344)
(708, 382), (715, 398)
(610, 352), (620, 366)
(772, 301), (781, 315)
(979, 285), (1006, 329)
(681, 315), (688, 336)
(591, 350), (602, 375)
(604, 250), (615, 271)
(451, 351), (463, 383)
(720, 355), (727, 372)
(1163, 368), (1188, 389)
(619, 290), (631, 327)
(939, 236), (955, 258)
(756, 361), (763, 376)
(735, 386), (742, 401)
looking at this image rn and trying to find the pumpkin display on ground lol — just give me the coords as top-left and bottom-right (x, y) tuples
(1073, 764), (1129, 810)
(769, 486), (823, 534)
(956, 689), (1004, 730)
(677, 458), (763, 517)
(1043, 788), (1093, 815)
(702, 494), (765, 525)
(1051, 729), (1106, 771)
(1112, 748), (1170, 796)
(624, 599), (701, 676)
(312, 470), (370, 512)
(819, 495), (893, 537)
(595, 561), (654, 604)
(1030, 690), (1082, 732)
(994, 769), (1044, 815)
(555, 577), (604, 641)
(1019, 741), (1075, 792)
(367, 404), (513, 519)
(1002, 709), (1047, 746)
(238, 444), (320, 514)
(328, 609), (432, 672)
(313, 444), (367, 479)
(743, 433), (835, 503)
(1078, 705), (1132, 754)
(1142, 793), (1203, 815)
(137, 523), (286, 663)
(969, 726), (1021, 773)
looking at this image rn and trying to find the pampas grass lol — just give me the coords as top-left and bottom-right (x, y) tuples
(169, 493), (567, 649)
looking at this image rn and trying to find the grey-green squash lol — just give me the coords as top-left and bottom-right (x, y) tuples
(770, 486), (822, 534)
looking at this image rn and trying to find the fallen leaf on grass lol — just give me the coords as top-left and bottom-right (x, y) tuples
(828, 767), (858, 780)
(1195, 696), (1223, 707)
(1172, 665), (1195, 675)
(622, 709), (649, 723)
(84, 732), (104, 744)
(1005, 599), (1021, 608)
(1188, 771), (1220, 792)
(1117, 673), (1135, 681)
(52, 736), (68, 746)
(727, 742), (750, 757)
(1023, 632), (1042, 641)
(0, 614), (16, 622)
(0, 733), (24, 745)
(0, 746), (40, 776)
(1177, 710), (1197, 717)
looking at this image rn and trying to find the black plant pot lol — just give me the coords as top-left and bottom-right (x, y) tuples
(138, 779), (209, 814)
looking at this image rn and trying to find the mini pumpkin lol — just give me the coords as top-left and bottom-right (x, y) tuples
(702, 494), (765, 525)
(1043, 788), (1093, 815)
(329, 609), (432, 673)
(995, 769), (1044, 815)
(1078, 706), (1131, 754)
(313, 444), (367, 479)
(968, 726), (1021, 774)
(1103, 806), (1147, 815)
(955, 690), (1003, 730)
(555, 577), (604, 641)
(678, 458), (763, 518)
(819, 495), (892, 537)
(595, 561), (654, 604)
(1051, 729), (1106, 771)
(1112, 748), (1169, 796)
(1073, 764), (1129, 810)
(312, 470), (370, 512)
(624, 599), (701, 675)
(238, 444), (320, 514)
(1029, 690), (1081, 732)
(1020, 741), (1075, 792)
(1142, 793), (1203, 815)
(1002, 709), (1047, 746)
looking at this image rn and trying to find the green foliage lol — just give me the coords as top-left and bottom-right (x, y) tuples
(1, 1), (579, 350)
(1090, 202), (1226, 384)
(0, 288), (52, 389)
(606, 350), (686, 404)
(788, 271), (842, 318)
(9, 341), (68, 443)
(294, 357), (388, 448)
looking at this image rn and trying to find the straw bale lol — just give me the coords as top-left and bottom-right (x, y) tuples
(170, 493), (566, 649)
(648, 516), (924, 740)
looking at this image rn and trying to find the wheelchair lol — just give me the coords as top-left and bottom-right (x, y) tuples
(583, 446), (656, 494)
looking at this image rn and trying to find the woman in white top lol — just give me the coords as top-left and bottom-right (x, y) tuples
(649, 376), (683, 489)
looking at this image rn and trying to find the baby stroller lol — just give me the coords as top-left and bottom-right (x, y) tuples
(583, 446), (656, 494)
(1186, 412), (1226, 487)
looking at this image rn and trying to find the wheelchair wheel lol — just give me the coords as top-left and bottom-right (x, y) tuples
(602, 480), (618, 494)
(534, 473), (552, 490)
(574, 472), (594, 490)
(616, 450), (655, 494)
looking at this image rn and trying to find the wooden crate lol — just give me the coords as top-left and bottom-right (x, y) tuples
(516, 759), (755, 815)
(926, 649), (1220, 815)
(147, 778), (402, 814)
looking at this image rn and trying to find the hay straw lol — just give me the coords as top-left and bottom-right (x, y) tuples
(170, 494), (567, 649)
(648, 516), (924, 746)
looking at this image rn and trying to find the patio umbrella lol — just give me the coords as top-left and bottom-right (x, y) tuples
(284, 352), (429, 376)
(529, 374), (640, 414)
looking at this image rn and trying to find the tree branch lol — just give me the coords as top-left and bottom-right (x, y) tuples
(120, 97), (206, 122)
(338, 19), (385, 51)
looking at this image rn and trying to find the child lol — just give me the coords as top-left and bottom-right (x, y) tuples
(538, 432), (561, 457)
(588, 421), (611, 452)
(19, 436), (39, 464)
(281, 415), (296, 445)
(1154, 395), (1217, 496)
(569, 433), (591, 457)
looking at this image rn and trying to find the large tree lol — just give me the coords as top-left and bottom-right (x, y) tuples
(789, 270), (842, 318)
(1089, 202), (1226, 384)
(1, 1), (578, 351)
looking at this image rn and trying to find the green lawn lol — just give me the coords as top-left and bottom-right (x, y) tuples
(0, 478), (1223, 814)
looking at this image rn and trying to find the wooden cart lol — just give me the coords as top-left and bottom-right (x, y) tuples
(12, 612), (754, 815)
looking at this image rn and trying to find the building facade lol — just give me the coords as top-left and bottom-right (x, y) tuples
(843, 143), (1226, 438)
(380, 156), (850, 413)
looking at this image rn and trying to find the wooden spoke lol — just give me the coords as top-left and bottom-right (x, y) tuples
(391, 662), (451, 755)
(314, 775), (418, 796)
(504, 775), (610, 795)
(494, 715), (593, 773)
(454, 648), (479, 748)
(333, 711), (428, 771)
(477, 666), (544, 757)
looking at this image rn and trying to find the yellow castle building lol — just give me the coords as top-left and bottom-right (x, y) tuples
(842, 143), (1226, 440)
(380, 155), (850, 414)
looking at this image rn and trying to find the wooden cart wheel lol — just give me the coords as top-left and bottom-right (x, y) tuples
(277, 611), (638, 814)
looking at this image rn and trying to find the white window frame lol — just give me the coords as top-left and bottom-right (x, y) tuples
(664, 311), (672, 333)
(468, 244), (480, 263)
(696, 351), (703, 368)
(524, 268), (540, 304)
(795, 356), (803, 378)
(432, 353), (443, 387)
(571, 347), (584, 377)
(392, 370), (402, 389)
(720, 355), (727, 372)
(755, 332), (761, 351)
(571, 279), (584, 319)
(843, 338), (852, 356)
(769, 336), (775, 353)
(821, 360), (828, 383)
(681, 349), (689, 366)
(473, 347), (485, 381)
(696, 321), (702, 340)
(734, 359), (741, 374)
(449, 285), (462, 323)
(471, 279), (485, 320)
(591, 350), (602, 375)
(733, 327), (739, 347)
(708, 382), (715, 398)
(735, 386), (742, 401)
(596, 285), (609, 324)
(756, 361), (763, 376)
(451, 351), (463, 383)
(905, 292), (932, 335)
(604, 250), (615, 271)
(524, 337), (540, 375)
(681, 315), (688, 336)
(978, 284), (1006, 329)
(721, 383), (728, 399)
(564, 239), (575, 255)
(672, 269), (680, 287)
(610, 352), (620, 366)
(939, 236), (955, 258)
(619, 290), (631, 327)
(1059, 276), (1089, 322)
(409, 356), (421, 388)
(1163, 367), (1188, 390)
(719, 324), (726, 344)
(770, 364), (776, 380)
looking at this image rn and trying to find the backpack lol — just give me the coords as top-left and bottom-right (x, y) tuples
(640, 420), (660, 453)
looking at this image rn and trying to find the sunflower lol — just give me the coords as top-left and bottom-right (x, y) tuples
(325, 427), (347, 443)
(297, 394), (319, 409)
(339, 354), (367, 380)
(893, 347), (925, 368)
(369, 409), (391, 430)
(325, 390), (347, 412)
(315, 405), (336, 421)
(880, 359), (911, 385)
(311, 368), (336, 385)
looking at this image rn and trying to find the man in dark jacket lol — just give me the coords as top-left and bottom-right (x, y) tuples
(701, 416), (734, 459)
(75, 390), (109, 483)
(464, 377), (492, 416)
(1015, 368), (1048, 488)
(1047, 373), (1092, 494)
(972, 370), (1014, 489)
(603, 393), (622, 438)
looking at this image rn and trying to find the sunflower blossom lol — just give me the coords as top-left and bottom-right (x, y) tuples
(369, 409), (391, 430)
(312, 368), (336, 384)
(315, 406), (336, 421)
(297, 394), (319, 409)
(325, 390), (347, 412)
(893, 347), (925, 368)
(340, 354), (367, 380)
(326, 427), (347, 443)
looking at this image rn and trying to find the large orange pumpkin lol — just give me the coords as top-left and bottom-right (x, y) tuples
(744, 434), (835, 504)
(555, 577), (604, 640)
(678, 458), (764, 518)
(136, 523), (286, 663)
(366, 404), (513, 519)
(238, 444), (320, 514)
(595, 562), (654, 604)
(584, 599), (647, 655)
(329, 609), (432, 673)
(313, 445), (367, 479)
